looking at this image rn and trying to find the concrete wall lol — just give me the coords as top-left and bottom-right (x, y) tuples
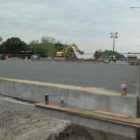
(0, 78), (137, 117)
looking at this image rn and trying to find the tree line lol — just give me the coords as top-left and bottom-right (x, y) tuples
(0, 36), (66, 57)
(0, 36), (125, 60)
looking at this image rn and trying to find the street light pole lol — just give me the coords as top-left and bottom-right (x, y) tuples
(110, 32), (118, 55)
(113, 36), (115, 55)
(138, 54), (140, 97)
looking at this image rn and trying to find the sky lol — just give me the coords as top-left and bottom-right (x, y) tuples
(0, 0), (140, 53)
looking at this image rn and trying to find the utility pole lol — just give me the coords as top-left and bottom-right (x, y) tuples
(139, 54), (140, 96)
(129, 6), (140, 97)
(129, 7), (140, 139)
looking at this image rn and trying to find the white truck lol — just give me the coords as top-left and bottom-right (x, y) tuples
(126, 55), (138, 65)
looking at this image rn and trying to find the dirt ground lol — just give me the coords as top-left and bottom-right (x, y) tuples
(0, 96), (96, 140)
(0, 99), (71, 140)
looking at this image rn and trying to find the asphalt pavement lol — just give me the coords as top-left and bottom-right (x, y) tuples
(0, 60), (138, 94)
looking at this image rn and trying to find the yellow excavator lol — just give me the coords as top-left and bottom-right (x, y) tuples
(56, 44), (84, 60)
(56, 48), (64, 57)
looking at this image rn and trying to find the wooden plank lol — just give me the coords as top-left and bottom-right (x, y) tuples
(93, 110), (130, 118)
(35, 102), (140, 128)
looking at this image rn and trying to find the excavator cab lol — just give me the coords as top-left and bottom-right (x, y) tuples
(56, 48), (64, 57)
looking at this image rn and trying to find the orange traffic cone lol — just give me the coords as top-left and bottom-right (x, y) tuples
(5, 55), (9, 60)
(121, 82), (127, 96)
(24, 56), (28, 61)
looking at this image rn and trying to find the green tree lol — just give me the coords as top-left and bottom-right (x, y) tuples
(29, 40), (39, 54)
(94, 50), (125, 60)
(94, 50), (102, 60)
(41, 36), (56, 44)
(0, 37), (3, 42)
(1, 37), (27, 54)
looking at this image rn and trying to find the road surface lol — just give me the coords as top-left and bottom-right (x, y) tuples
(0, 60), (138, 94)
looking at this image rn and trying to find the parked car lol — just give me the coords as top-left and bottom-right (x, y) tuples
(31, 54), (40, 60)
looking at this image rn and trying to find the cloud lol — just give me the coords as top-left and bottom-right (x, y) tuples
(0, 0), (139, 52)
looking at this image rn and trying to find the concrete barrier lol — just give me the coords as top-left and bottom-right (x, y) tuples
(0, 78), (137, 116)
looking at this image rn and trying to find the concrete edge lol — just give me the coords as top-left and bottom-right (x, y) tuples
(0, 78), (137, 116)
(0, 77), (124, 96)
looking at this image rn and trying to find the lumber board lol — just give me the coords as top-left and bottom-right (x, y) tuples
(35, 102), (140, 128)
(93, 110), (130, 118)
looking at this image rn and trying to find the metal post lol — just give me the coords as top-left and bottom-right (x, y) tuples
(60, 97), (65, 107)
(110, 32), (118, 55)
(113, 37), (115, 55)
(138, 54), (140, 97)
(45, 93), (49, 104)
(137, 54), (140, 140)
(129, 7), (140, 139)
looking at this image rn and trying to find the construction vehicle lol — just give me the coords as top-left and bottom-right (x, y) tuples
(56, 48), (64, 57)
(109, 55), (117, 63)
(56, 44), (84, 59)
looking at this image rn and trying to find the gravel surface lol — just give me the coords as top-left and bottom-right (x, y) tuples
(0, 61), (138, 93)
(0, 100), (70, 140)
(0, 96), (130, 140)
(0, 97), (96, 140)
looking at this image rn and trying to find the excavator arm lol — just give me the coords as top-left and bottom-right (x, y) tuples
(64, 44), (84, 60)
(72, 44), (84, 55)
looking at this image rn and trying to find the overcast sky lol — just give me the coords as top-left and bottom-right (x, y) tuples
(0, 0), (140, 53)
